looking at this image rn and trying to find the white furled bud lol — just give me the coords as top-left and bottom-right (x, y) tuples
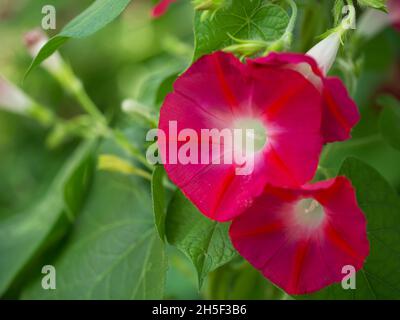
(0, 76), (33, 114)
(306, 32), (341, 75)
(24, 28), (63, 75)
(357, 9), (390, 39)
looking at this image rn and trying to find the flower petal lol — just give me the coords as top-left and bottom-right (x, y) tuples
(229, 177), (369, 294)
(174, 52), (251, 120)
(0, 76), (33, 114)
(389, 0), (400, 31)
(321, 77), (360, 143)
(151, 0), (177, 18)
(249, 52), (323, 77)
(159, 52), (323, 221)
(249, 52), (360, 143)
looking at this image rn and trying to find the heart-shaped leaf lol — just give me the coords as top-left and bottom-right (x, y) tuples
(193, 0), (289, 60)
(166, 191), (237, 288)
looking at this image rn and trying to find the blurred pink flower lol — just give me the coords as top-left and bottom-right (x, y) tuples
(388, 0), (400, 31)
(24, 29), (63, 75)
(151, 0), (177, 18)
(0, 76), (33, 114)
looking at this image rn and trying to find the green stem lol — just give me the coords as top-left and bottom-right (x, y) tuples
(112, 129), (153, 171)
(53, 62), (105, 123)
(283, 0), (298, 42)
(317, 165), (331, 179)
(132, 169), (153, 181)
(28, 103), (56, 127)
(122, 100), (158, 128)
(319, 144), (333, 166)
(44, 61), (154, 171)
(336, 134), (382, 149)
(280, 292), (292, 300)
(72, 84), (105, 123)
(70, 86), (151, 170)
(56, 65), (153, 170)
(262, 0), (298, 54)
(70, 89), (152, 171)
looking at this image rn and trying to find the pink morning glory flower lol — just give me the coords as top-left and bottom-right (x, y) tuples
(248, 52), (360, 144)
(388, 0), (400, 31)
(158, 52), (324, 222)
(151, 0), (177, 18)
(229, 176), (370, 295)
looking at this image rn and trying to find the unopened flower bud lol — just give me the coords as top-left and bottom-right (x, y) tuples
(358, 1), (400, 39)
(0, 75), (33, 114)
(0, 75), (53, 124)
(24, 28), (63, 76)
(306, 32), (341, 75)
(223, 39), (268, 58)
(24, 28), (83, 99)
(357, 9), (390, 38)
(151, 0), (177, 18)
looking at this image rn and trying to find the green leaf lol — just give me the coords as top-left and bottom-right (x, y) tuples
(26, 0), (132, 77)
(207, 260), (284, 300)
(304, 157), (400, 299)
(379, 95), (400, 152)
(135, 61), (184, 108)
(151, 165), (167, 242)
(166, 191), (237, 288)
(193, 0), (289, 60)
(22, 140), (167, 299)
(333, 0), (345, 26)
(0, 141), (96, 295)
(357, 0), (387, 11)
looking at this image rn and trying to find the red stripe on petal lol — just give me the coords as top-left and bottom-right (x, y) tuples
(288, 240), (309, 294)
(323, 87), (352, 132)
(268, 146), (300, 186)
(325, 223), (362, 262)
(212, 54), (238, 111)
(263, 80), (308, 120)
(231, 220), (284, 239)
(264, 185), (298, 202)
(210, 164), (237, 218)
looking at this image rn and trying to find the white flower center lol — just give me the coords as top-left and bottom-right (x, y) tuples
(294, 198), (325, 229)
(233, 117), (268, 154)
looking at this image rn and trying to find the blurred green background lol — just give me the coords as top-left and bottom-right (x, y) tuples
(0, 0), (193, 215)
(1, 0), (400, 299)
(0, 0), (200, 299)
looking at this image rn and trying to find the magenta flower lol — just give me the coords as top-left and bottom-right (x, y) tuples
(229, 176), (369, 295)
(151, 0), (177, 18)
(248, 52), (360, 143)
(159, 52), (324, 221)
(388, 0), (400, 31)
